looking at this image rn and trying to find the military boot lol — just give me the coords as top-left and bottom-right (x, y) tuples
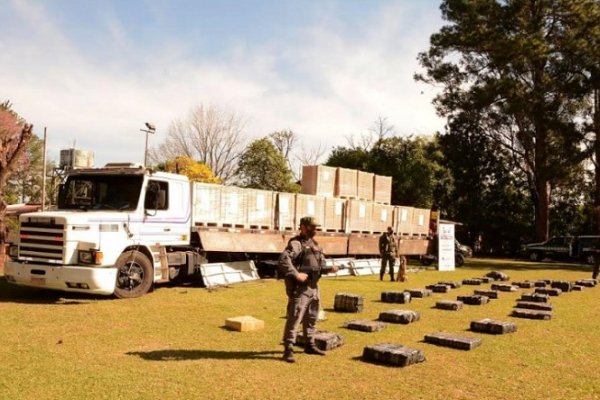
(304, 344), (326, 356)
(282, 347), (295, 363)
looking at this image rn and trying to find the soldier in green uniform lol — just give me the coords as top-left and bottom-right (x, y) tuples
(379, 226), (397, 281)
(278, 216), (338, 363)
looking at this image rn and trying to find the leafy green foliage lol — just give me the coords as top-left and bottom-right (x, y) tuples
(236, 138), (300, 192)
(416, 0), (600, 240)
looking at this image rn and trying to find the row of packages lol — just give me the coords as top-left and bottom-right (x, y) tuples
(192, 182), (430, 236)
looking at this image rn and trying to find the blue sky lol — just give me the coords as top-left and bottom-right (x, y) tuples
(0, 0), (445, 166)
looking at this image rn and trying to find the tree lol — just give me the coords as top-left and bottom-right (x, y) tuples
(416, 0), (598, 241)
(149, 104), (246, 183)
(326, 135), (452, 208)
(159, 156), (221, 183)
(0, 101), (33, 246)
(3, 134), (44, 204)
(236, 138), (299, 192)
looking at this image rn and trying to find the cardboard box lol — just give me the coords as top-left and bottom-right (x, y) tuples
(246, 189), (275, 229)
(323, 197), (345, 232)
(373, 175), (392, 204)
(357, 171), (374, 200)
(394, 206), (414, 235)
(412, 208), (431, 236)
(335, 168), (358, 198)
(345, 199), (372, 233)
(220, 186), (248, 227)
(372, 203), (395, 234)
(276, 192), (296, 231)
(225, 316), (265, 332)
(301, 165), (336, 197)
(295, 194), (326, 227)
(192, 182), (222, 226)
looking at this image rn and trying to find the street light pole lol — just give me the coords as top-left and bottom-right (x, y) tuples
(140, 122), (156, 167)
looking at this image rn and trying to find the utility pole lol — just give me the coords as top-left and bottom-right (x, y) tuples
(42, 127), (47, 210)
(140, 122), (156, 167)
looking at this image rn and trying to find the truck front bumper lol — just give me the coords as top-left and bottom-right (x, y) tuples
(4, 260), (117, 295)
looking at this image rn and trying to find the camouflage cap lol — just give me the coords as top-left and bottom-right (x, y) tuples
(300, 216), (320, 227)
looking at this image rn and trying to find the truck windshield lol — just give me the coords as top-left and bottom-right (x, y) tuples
(58, 175), (143, 211)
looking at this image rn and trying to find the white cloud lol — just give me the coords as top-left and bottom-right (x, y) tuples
(0, 0), (445, 168)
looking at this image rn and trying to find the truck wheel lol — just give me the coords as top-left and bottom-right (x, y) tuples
(455, 253), (465, 267)
(114, 250), (153, 299)
(529, 251), (543, 262)
(586, 254), (595, 265)
(420, 256), (433, 266)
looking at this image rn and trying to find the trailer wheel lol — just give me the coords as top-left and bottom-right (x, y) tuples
(529, 251), (543, 262)
(455, 253), (465, 268)
(114, 250), (153, 298)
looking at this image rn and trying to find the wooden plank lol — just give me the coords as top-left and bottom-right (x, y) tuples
(398, 239), (429, 255)
(198, 230), (286, 253)
(283, 233), (348, 255)
(348, 234), (379, 255)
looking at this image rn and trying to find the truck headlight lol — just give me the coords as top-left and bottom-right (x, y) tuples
(78, 250), (103, 265)
(7, 244), (18, 259)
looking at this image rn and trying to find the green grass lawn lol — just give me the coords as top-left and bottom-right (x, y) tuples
(1, 258), (599, 400)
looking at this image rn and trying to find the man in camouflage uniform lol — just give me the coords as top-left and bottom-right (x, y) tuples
(279, 216), (337, 363)
(379, 226), (398, 281)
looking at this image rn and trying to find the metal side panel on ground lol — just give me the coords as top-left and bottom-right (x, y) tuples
(321, 258), (355, 278)
(200, 260), (260, 288)
(350, 259), (382, 276)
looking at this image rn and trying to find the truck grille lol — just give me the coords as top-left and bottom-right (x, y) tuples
(19, 221), (65, 262)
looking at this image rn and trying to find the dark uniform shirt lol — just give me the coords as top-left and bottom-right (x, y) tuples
(379, 232), (397, 256)
(279, 235), (326, 290)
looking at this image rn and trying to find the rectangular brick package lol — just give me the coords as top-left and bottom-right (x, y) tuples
(334, 293), (364, 313)
(343, 320), (387, 332)
(362, 343), (426, 367)
(379, 310), (421, 324)
(295, 331), (344, 351)
(424, 332), (482, 350)
(470, 319), (517, 334)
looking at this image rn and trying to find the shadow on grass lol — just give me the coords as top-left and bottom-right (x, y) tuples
(127, 349), (281, 361)
(0, 277), (108, 305)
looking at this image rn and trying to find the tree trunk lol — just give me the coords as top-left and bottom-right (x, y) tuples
(534, 178), (550, 241)
(594, 81), (600, 233)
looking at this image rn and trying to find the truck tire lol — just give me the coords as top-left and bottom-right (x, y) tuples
(114, 250), (153, 299)
(455, 253), (465, 268)
(420, 256), (434, 266)
(585, 254), (595, 265)
(529, 251), (543, 262)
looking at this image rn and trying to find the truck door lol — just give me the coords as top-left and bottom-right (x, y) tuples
(141, 179), (190, 246)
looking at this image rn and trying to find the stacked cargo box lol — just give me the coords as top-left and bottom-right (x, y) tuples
(220, 186), (248, 228)
(276, 192), (296, 231)
(412, 208), (431, 237)
(246, 189), (275, 230)
(301, 165), (336, 197)
(295, 194), (326, 229)
(357, 171), (374, 201)
(192, 182), (222, 226)
(335, 168), (358, 198)
(395, 206), (414, 236)
(373, 175), (392, 204)
(345, 199), (372, 233)
(372, 203), (395, 234)
(323, 197), (345, 232)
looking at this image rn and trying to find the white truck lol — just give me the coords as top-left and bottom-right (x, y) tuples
(4, 163), (429, 298)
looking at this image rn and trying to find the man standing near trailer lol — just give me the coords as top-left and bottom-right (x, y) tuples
(278, 216), (338, 363)
(379, 226), (398, 281)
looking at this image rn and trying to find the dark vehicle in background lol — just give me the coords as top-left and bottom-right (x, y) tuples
(419, 239), (469, 267)
(523, 235), (600, 264)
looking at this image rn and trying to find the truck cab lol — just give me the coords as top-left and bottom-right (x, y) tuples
(4, 163), (192, 298)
